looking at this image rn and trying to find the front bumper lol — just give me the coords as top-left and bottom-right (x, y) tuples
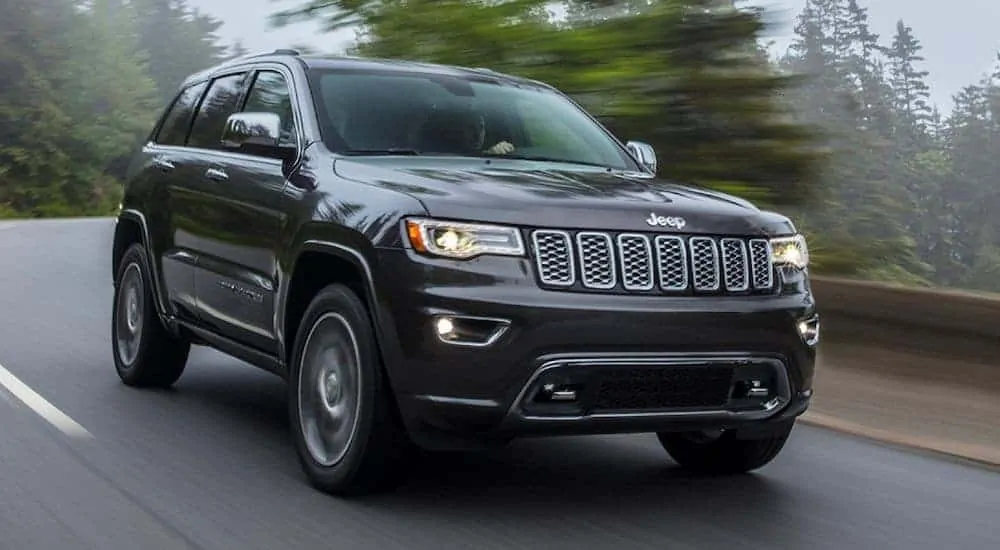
(373, 248), (818, 448)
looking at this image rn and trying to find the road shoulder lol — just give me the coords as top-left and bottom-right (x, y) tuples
(802, 345), (1000, 467)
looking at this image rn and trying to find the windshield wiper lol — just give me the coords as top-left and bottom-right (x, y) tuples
(498, 154), (614, 169)
(341, 148), (421, 156)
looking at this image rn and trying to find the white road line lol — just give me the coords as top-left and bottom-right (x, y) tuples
(0, 361), (93, 439)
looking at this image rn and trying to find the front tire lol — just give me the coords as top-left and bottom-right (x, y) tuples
(288, 283), (413, 496)
(657, 423), (794, 475)
(112, 243), (190, 388)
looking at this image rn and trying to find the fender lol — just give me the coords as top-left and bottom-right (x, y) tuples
(277, 239), (405, 373)
(114, 209), (173, 324)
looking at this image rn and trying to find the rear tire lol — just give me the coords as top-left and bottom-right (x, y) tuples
(657, 423), (794, 475)
(111, 243), (190, 388)
(288, 283), (414, 497)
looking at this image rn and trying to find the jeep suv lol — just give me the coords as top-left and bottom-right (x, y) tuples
(111, 49), (819, 496)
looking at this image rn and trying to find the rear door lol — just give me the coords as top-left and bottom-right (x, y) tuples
(137, 80), (209, 322)
(186, 66), (298, 355)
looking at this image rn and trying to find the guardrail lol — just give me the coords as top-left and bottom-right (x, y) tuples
(806, 276), (999, 464)
(811, 275), (1000, 373)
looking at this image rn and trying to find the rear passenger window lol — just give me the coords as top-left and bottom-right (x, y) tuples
(155, 82), (207, 146)
(187, 73), (248, 150)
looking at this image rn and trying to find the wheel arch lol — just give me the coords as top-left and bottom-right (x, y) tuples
(279, 240), (402, 374)
(112, 210), (171, 320)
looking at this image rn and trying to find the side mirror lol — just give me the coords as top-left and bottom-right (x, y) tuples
(625, 140), (657, 174)
(221, 112), (296, 161)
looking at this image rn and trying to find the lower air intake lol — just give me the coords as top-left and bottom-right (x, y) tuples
(592, 365), (735, 411)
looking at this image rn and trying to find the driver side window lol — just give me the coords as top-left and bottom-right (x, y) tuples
(242, 70), (297, 149)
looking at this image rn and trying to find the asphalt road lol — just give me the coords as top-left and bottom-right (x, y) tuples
(0, 218), (997, 550)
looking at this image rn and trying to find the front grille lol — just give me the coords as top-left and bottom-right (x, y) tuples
(592, 365), (735, 411)
(530, 229), (775, 295)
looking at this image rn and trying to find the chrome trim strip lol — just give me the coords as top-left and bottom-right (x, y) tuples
(504, 353), (792, 423)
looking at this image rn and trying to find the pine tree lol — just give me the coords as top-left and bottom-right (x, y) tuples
(887, 20), (933, 143)
(779, 0), (928, 281)
(131, 0), (229, 104)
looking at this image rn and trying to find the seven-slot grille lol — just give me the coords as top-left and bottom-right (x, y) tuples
(530, 229), (774, 295)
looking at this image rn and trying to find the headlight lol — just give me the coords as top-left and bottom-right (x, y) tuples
(405, 218), (525, 259)
(770, 234), (809, 269)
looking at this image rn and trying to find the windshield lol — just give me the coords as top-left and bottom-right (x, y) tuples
(307, 68), (640, 171)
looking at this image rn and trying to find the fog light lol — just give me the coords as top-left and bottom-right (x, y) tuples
(797, 314), (820, 346)
(435, 317), (455, 337)
(432, 315), (510, 347)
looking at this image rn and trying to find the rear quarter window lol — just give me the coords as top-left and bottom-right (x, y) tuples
(154, 82), (208, 146)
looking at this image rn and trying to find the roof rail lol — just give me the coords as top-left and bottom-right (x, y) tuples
(232, 48), (302, 61)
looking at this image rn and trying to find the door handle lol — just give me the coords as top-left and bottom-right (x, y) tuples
(153, 158), (175, 172)
(205, 168), (228, 182)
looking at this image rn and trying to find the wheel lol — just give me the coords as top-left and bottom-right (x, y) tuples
(657, 423), (794, 475)
(112, 242), (190, 388)
(288, 283), (414, 496)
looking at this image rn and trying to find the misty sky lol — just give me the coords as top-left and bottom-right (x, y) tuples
(191, 0), (1000, 113)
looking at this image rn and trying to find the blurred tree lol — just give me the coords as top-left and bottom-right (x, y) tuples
(130, 0), (230, 104)
(0, 0), (158, 216)
(0, 0), (79, 216)
(779, 0), (931, 283)
(61, 0), (161, 205)
(227, 40), (251, 59)
(271, 0), (825, 207)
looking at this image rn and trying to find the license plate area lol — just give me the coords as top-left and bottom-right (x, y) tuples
(591, 364), (735, 412)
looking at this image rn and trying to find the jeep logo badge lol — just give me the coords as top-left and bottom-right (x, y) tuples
(645, 212), (686, 230)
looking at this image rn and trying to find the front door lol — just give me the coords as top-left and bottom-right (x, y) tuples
(186, 67), (299, 355)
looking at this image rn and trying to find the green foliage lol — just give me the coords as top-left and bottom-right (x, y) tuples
(273, 0), (825, 207)
(0, 0), (229, 219)
(0, 0), (154, 216)
(131, 0), (231, 104)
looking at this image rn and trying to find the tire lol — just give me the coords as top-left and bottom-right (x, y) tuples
(288, 283), (414, 496)
(657, 423), (794, 475)
(112, 242), (190, 388)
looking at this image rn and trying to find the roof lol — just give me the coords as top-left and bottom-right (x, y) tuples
(181, 49), (551, 90)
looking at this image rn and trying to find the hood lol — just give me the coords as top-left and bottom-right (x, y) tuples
(333, 157), (795, 236)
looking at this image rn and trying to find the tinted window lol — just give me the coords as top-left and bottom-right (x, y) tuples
(155, 82), (207, 146)
(308, 70), (639, 171)
(187, 73), (248, 150)
(243, 70), (297, 147)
